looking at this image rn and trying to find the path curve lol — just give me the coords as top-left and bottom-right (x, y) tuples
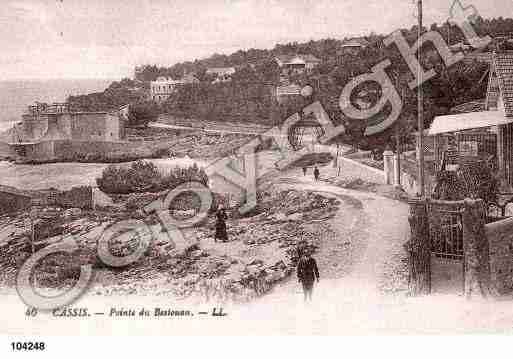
(279, 176), (410, 293)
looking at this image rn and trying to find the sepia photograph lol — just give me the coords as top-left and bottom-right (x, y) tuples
(1, 0), (513, 347)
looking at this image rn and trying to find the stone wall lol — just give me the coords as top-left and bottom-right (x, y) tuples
(18, 110), (124, 143)
(53, 139), (157, 161)
(70, 113), (121, 142)
(10, 139), (159, 163)
(32, 186), (94, 210)
(11, 141), (56, 163)
(337, 156), (385, 184)
(485, 217), (513, 294)
(0, 141), (14, 158)
(0, 190), (32, 214)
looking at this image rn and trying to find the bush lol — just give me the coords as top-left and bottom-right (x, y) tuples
(96, 165), (133, 194)
(127, 160), (161, 192)
(432, 160), (499, 202)
(127, 102), (160, 127)
(159, 163), (209, 191)
(96, 160), (209, 195)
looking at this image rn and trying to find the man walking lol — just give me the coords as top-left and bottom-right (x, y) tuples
(313, 166), (320, 181)
(302, 167), (307, 176)
(297, 250), (320, 302)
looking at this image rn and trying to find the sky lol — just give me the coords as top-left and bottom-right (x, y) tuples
(0, 0), (511, 80)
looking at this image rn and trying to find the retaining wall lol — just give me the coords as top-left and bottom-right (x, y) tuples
(0, 190), (32, 214)
(11, 139), (165, 163)
(337, 156), (385, 184)
(485, 217), (513, 294)
(32, 186), (94, 210)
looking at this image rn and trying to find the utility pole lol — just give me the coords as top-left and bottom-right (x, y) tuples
(417, 0), (425, 197)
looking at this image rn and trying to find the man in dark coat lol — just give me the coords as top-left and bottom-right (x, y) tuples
(302, 167), (307, 176)
(297, 251), (320, 301)
(313, 166), (320, 181)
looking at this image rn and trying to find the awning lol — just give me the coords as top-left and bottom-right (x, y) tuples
(428, 111), (513, 135)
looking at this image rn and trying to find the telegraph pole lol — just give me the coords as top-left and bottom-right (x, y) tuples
(417, 0), (425, 197)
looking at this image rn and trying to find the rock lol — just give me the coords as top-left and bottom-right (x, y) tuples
(286, 213), (302, 221)
(62, 208), (82, 218)
(272, 212), (287, 221)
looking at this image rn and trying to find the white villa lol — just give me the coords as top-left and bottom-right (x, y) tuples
(150, 74), (199, 102)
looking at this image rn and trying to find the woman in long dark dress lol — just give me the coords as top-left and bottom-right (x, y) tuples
(215, 207), (228, 242)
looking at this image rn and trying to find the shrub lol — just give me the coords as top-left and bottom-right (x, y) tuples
(97, 160), (209, 195)
(96, 165), (133, 194)
(159, 163), (209, 191)
(432, 160), (499, 202)
(127, 160), (160, 192)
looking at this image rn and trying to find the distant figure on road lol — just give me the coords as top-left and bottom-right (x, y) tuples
(302, 167), (307, 176)
(313, 166), (320, 181)
(297, 250), (320, 302)
(215, 207), (228, 242)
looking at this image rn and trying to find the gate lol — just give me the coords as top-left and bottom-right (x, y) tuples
(427, 202), (465, 294)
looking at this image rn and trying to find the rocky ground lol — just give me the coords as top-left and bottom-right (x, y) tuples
(126, 127), (256, 160)
(0, 187), (341, 304)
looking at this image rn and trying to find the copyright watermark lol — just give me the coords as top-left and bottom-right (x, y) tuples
(16, 0), (491, 310)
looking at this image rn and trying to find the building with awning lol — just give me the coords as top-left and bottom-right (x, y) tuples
(428, 111), (510, 136)
(427, 51), (513, 188)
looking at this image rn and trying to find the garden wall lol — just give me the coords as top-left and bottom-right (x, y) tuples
(12, 139), (170, 163)
(0, 187), (32, 214)
(485, 217), (513, 294)
(32, 186), (94, 210)
(337, 156), (385, 184)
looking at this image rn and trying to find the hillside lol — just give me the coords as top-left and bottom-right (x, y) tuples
(67, 16), (513, 150)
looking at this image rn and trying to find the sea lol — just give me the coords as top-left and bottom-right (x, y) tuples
(0, 78), (114, 132)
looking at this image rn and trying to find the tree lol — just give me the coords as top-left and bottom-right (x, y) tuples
(127, 102), (161, 127)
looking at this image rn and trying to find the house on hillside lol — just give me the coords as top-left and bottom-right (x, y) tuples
(425, 51), (513, 190)
(150, 74), (200, 102)
(337, 37), (370, 55)
(206, 67), (236, 83)
(275, 83), (302, 103)
(274, 54), (320, 75)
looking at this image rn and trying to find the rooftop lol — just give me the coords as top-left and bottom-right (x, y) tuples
(429, 111), (511, 135)
(340, 37), (370, 48)
(493, 52), (513, 117)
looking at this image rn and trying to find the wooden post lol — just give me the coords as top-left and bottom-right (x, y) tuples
(462, 198), (491, 299)
(407, 198), (431, 295)
(395, 125), (401, 187)
(416, 0), (425, 197)
(333, 144), (339, 168)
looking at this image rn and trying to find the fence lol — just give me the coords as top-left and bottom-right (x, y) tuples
(408, 198), (501, 298)
(428, 202), (464, 260)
